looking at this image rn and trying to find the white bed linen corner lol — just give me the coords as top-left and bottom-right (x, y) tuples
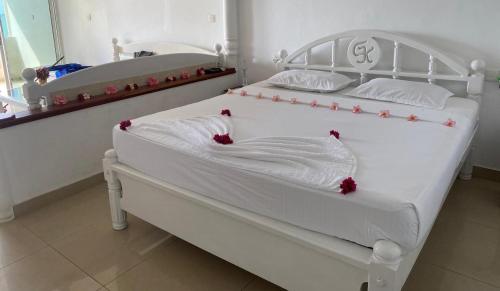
(113, 82), (479, 251)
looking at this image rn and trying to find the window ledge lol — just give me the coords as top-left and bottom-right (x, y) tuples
(0, 68), (236, 129)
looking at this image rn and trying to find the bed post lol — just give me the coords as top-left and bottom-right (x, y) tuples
(103, 149), (128, 230)
(368, 240), (403, 291)
(460, 59), (485, 181)
(112, 38), (121, 62)
(222, 0), (239, 68)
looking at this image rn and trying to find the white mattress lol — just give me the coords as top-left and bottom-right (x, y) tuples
(113, 82), (478, 251)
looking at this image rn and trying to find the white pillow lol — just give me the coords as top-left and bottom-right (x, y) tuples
(267, 70), (355, 93)
(345, 78), (454, 109)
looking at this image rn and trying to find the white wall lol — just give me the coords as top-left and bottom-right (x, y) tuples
(56, 0), (224, 65)
(0, 75), (236, 205)
(239, 0), (500, 170)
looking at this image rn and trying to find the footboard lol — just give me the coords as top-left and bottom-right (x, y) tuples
(103, 149), (421, 291)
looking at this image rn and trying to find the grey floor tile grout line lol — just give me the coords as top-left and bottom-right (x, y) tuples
(15, 218), (105, 289)
(0, 245), (50, 271)
(429, 262), (500, 289)
(240, 277), (258, 290)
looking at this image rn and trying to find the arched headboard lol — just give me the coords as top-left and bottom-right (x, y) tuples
(112, 38), (217, 62)
(273, 30), (485, 98)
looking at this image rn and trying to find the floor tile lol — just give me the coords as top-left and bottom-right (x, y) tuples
(0, 220), (46, 268)
(244, 277), (285, 291)
(51, 214), (171, 285)
(0, 247), (101, 291)
(18, 183), (110, 244)
(440, 179), (500, 229)
(105, 237), (255, 291)
(403, 261), (500, 291)
(419, 213), (500, 287)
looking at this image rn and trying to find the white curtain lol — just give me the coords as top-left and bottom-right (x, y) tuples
(0, 148), (14, 222)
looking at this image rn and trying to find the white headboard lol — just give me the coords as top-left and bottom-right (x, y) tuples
(273, 30), (485, 98)
(112, 38), (217, 62)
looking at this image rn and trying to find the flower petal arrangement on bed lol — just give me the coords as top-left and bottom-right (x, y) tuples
(113, 80), (479, 251)
(123, 115), (357, 194)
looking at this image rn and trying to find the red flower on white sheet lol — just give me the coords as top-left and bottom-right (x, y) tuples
(256, 92), (263, 99)
(53, 95), (68, 106)
(240, 90), (248, 96)
(290, 97), (298, 104)
(272, 95), (281, 102)
(407, 114), (418, 122)
(105, 85), (119, 95)
(340, 177), (357, 195)
(310, 100), (318, 108)
(213, 133), (234, 145)
(444, 118), (456, 127)
(352, 105), (362, 114)
(330, 102), (339, 111)
(221, 109), (232, 117)
(147, 77), (159, 87)
(119, 120), (132, 131)
(330, 130), (340, 140)
(378, 110), (390, 118)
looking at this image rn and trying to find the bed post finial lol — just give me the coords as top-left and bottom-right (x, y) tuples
(214, 43), (224, 67)
(368, 240), (403, 291)
(272, 49), (288, 69)
(112, 38), (121, 62)
(467, 59), (486, 99)
(223, 0), (238, 68)
(103, 149), (128, 230)
(21, 68), (43, 111)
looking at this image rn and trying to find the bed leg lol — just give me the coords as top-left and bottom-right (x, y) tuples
(103, 149), (128, 230)
(368, 240), (403, 291)
(459, 151), (473, 181)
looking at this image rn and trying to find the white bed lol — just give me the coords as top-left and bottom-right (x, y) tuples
(113, 81), (478, 251)
(103, 30), (485, 291)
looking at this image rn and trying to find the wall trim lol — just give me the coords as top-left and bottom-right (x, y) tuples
(13, 173), (104, 217)
(473, 166), (500, 183)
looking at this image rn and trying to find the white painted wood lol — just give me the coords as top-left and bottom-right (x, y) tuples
(223, 0), (239, 68)
(103, 149), (127, 230)
(392, 41), (401, 79)
(112, 39), (216, 61)
(347, 36), (381, 71)
(0, 147), (14, 223)
(428, 55), (436, 84)
(278, 30), (485, 98)
(331, 40), (337, 70)
(22, 53), (220, 106)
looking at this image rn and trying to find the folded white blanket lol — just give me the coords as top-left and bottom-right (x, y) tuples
(128, 116), (357, 193)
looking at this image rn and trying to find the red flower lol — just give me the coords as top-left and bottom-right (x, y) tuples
(330, 130), (340, 140)
(213, 133), (233, 145)
(119, 120), (132, 131)
(196, 68), (205, 76)
(340, 177), (357, 195)
(221, 109), (232, 117)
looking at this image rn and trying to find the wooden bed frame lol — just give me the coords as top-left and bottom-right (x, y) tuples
(112, 38), (217, 62)
(103, 30), (485, 291)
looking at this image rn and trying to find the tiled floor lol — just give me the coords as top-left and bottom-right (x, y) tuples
(0, 178), (499, 290)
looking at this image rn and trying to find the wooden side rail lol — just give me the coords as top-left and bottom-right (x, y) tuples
(0, 68), (235, 129)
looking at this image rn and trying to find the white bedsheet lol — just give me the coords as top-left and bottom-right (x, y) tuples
(113, 82), (478, 251)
